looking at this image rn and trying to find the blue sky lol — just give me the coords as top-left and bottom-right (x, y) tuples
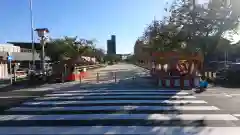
(0, 0), (171, 54)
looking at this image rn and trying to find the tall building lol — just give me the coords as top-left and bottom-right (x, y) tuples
(107, 40), (113, 54)
(107, 35), (116, 55)
(111, 35), (116, 43)
(111, 35), (116, 54)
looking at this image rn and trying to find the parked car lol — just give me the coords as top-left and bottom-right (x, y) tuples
(215, 63), (240, 85)
(15, 68), (27, 79)
(207, 61), (231, 71)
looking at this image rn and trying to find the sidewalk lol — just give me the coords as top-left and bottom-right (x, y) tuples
(0, 79), (10, 89)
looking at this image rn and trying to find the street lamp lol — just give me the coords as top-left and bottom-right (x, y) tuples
(29, 0), (35, 69)
(35, 28), (49, 74)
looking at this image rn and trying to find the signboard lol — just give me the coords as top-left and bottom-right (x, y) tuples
(7, 56), (13, 61)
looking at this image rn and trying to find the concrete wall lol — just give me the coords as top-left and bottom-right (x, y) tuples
(0, 62), (8, 79)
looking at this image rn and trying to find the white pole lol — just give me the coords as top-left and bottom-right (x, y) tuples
(9, 60), (12, 85)
(96, 72), (99, 83)
(29, 0), (35, 69)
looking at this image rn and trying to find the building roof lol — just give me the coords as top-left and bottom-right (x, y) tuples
(7, 42), (42, 50)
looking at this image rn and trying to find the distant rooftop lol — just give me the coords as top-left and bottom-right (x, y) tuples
(7, 42), (42, 50)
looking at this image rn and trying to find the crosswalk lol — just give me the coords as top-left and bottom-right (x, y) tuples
(0, 88), (240, 135)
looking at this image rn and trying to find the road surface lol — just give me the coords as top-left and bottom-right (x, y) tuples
(0, 63), (240, 135)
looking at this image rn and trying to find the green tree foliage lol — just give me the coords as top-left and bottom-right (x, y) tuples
(46, 36), (79, 61)
(104, 54), (121, 63)
(142, 19), (184, 52)
(169, 0), (239, 55)
(46, 36), (105, 62)
(136, 0), (240, 62)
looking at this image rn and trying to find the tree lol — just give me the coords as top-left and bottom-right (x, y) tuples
(137, 0), (240, 65)
(46, 37), (106, 63)
(104, 54), (121, 63)
(46, 36), (79, 61)
(169, 0), (239, 56)
(142, 19), (183, 53)
(94, 48), (105, 62)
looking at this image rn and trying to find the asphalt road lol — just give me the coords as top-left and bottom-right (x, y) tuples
(194, 87), (240, 115)
(1, 63), (240, 135)
(83, 63), (149, 83)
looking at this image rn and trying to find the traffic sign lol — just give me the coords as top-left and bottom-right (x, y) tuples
(7, 56), (13, 61)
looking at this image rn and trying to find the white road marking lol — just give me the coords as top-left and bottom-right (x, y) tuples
(206, 88), (218, 91)
(195, 93), (240, 97)
(233, 114), (240, 117)
(0, 114), (237, 121)
(8, 106), (220, 112)
(0, 96), (39, 99)
(36, 95), (196, 100)
(229, 94), (240, 96)
(2, 126), (240, 135)
(52, 90), (186, 93)
(14, 87), (55, 92)
(45, 92), (190, 97)
(195, 94), (229, 97)
(22, 100), (207, 105)
(223, 93), (232, 97)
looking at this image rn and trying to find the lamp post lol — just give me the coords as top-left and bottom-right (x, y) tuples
(29, 0), (35, 69)
(35, 28), (49, 75)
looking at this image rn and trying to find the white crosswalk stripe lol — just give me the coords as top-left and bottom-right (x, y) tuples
(35, 95), (197, 100)
(0, 89), (239, 135)
(22, 99), (207, 105)
(0, 127), (240, 135)
(8, 106), (219, 111)
(45, 91), (190, 97)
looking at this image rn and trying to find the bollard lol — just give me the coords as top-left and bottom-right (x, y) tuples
(74, 64), (78, 81)
(61, 73), (64, 83)
(114, 72), (117, 83)
(79, 75), (82, 84)
(13, 65), (16, 82)
(62, 64), (67, 83)
(9, 60), (12, 85)
(74, 64), (77, 72)
(64, 64), (67, 75)
(111, 72), (114, 79)
(97, 72), (99, 83)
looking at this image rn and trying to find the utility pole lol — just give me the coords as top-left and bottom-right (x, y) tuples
(29, 0), (35, 69)
(40, 36), (45, 73)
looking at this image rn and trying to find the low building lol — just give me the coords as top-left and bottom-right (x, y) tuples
(7, 42), (50, 69)
(0, 44), (20, 79)
(119, 54), (131, 60)
(0, 42), (51, 79)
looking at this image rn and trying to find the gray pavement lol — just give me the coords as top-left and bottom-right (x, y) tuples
(193, 87), (240, 115)
(1, 63), (240, 135)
